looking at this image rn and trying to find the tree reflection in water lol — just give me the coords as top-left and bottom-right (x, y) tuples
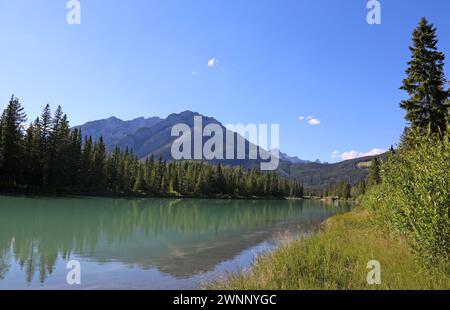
(0, 196), (349, 285)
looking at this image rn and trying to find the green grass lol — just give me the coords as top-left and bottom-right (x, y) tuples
(209, 208), (450, 290)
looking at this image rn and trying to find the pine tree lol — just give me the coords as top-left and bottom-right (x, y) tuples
(23, 122), (36, 184)
(133, 166), (146, 192)
(106, 145), (121, 192)
(144, 154), (155, 193)
(0, 95), (27, 185)
(79, 136), (93, 188)
(0, 110), (4, 169)
(28, 117), (43, 185)
(38, 104), (52, 185)
(351, 180), (366, 198)
(48, 107), (70, 186)
(91, 137), (107, 191)
(214, 163), (226, 194)
(68, 128), (82, 187)
(161, 174), (169, 194)
(400, 17), (449, 135)
(367, 158), (381, 188)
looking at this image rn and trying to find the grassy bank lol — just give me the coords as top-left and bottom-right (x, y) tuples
(210, 207), (449, 290)
(211, 130), (450, 290)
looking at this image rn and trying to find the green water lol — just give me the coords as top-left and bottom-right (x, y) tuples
(0, 196), (350, 289)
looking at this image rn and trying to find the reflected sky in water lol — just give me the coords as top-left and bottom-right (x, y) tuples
(0, 196), (350, 289)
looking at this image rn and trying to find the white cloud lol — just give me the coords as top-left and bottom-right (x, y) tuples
(363, 148), (386, 157)
(332, 148), (385, 161)
(341, 151), (365, 160)
(307, 118), (321, 125)
(299, 115), (321, 125)
(191, 71), (200, 75)
(331, 150), (340, 159)
(207, 58), (218, 68)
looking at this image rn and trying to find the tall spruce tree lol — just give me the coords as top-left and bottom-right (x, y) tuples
(23, 122), (38, 185)
(400, 17), (449, 135)
(0, 110), (5, 171)
(38, 104), (52, 185)
(80, 136), (93, 188)
(367, 157), (381, 188)
(0, 96), (27, 185)
(91, 137), (107, 191)
(68, 128), (82, 187)
(48, 107), (70, 186)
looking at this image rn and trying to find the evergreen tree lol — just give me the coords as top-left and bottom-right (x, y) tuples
(91, 137), (107, 190)
(351, 180), (366, 198)
(38, 104), (52, 185)
(0, 95), (27, 185)
(106, 145), (121, 192)
(48, 107), (70, 186)
(79, 136), (93, 188)
(23, 122), (37, 184)
(68, 128), (82, 187)
(214, 163), (225, 194)
(367, 157), (381, 188)
(400, 17), (449, 135)
(0, 110), (4, 168)
(133, 165), (146, 192)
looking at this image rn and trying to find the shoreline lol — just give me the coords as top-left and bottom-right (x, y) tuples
(0, 188), (358, 204)
(0, 187), (296, 201)
(208, 207), (449, 290)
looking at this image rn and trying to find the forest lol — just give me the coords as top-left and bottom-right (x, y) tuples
(0, 101), (304, 198)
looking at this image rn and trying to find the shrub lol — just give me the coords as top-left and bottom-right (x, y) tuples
(364, 129), (450, 264)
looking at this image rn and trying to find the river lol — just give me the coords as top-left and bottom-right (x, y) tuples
(0, 196), (350, 289)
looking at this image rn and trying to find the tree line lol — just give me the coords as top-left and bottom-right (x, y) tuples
(303, 150), (383, 199)
(0, 100), (304, 198)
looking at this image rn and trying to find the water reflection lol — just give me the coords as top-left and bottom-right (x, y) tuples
(0, 196), (349, 287)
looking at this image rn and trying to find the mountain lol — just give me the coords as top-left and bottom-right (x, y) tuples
(271, 149), (310, 164)
(76, 111), (272, 169)
(73, 116), (162, 151)
(75, 111), (385, 188)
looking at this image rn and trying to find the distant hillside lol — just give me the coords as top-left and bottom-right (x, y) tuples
(278, 154), (387, 188)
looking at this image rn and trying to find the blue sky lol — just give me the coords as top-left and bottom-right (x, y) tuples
(0, 0), (449, 162)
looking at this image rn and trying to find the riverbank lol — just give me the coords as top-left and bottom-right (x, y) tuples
(0, 186), (292, 201)
(209, 207), (449, 290)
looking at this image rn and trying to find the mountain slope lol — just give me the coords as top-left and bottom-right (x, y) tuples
(271, 149), (311, 164)
(278, 154), (387, 188)
(74, 116), (162, 151)
(75, 111), (385, 187)
(76, 111), (273, 169)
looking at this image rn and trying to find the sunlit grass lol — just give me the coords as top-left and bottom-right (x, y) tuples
(209, 208), (450, 290)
